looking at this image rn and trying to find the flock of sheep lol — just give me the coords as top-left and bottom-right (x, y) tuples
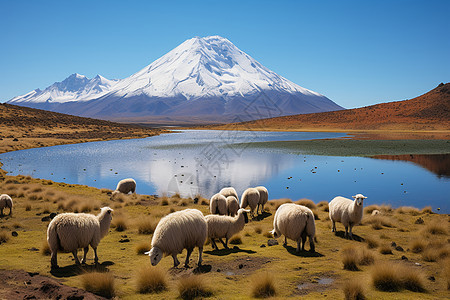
(2, 177), (368, 270)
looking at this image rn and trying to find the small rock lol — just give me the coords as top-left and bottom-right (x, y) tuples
(121, 235), (128, 238)
(238, 264), (244, 269)
(28, 247), (39, 252)
(13, 138), (19, 141)
(49, 212), (57, 219)
(217, 269), (221, 272)
(119, 238), (130, 243)
(11, 231), (18, 237)
(41, 216), (51, 222)
(391, 242), (397, 247)
(395, 246), (404, 252)
(401, 255), (408, 260)
(233, 246), (239, 250)
(268, 239), (279, 246)
(260, 244), (266, 248)
(428, 276), (435, 282)
(415, 217), (424, 224)
(27, 272), (39, 277)
(193, 197), (199, 204)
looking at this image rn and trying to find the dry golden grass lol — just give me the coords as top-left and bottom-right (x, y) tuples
(444, 258), (450, 290)
(135, 266), (167, 294)
(0, 231), (9, 244)
(111, 215), (128, 232)
(251, 272), (276, 298)
(363, 215), (396, 229)
(137, 218), (158, 235)
(135, 241), (151, 255)
(371, 262), (426, 293)
(342, 246), (360, 271)
(177, 275), (212, 300)
(379, 244), (393, 255)
(296, 198), (317, 210)
(358, 247), (376, 266)
(317, 201), (329, 212)
(254, 226), (262, 234)
(396, 206), (420, 215)
(364, 236), (379, 249)
(420, 206), (433, 214)
(268, 198), (292, 211)
(81, 272), (115, 298)
(423, 221), (447, 235)
(410, 238), (427, 253)
(343, 280), (366, 300)
(229, 234), (242, 245)
(41, 239), (51, 256)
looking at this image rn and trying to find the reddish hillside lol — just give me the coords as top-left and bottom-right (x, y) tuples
(219, 83), (450, 131)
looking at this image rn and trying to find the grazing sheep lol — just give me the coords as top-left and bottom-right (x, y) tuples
(255, 186), (268, 214)
(271, 203), (316, 252)
(371, 209), (380, 216)
(145, 209), (207, 268)
(0, 194), (13, 216)
(47, 207), (113, 269)
(240, 188), (260, 218)
(210, 193), (227, 215)
(112, 178), (136, 197)
(226, 196), (239, 217)
(329, 194), (367, 239)
(205, 208), (249, 250)
(219, 187), (239, 202)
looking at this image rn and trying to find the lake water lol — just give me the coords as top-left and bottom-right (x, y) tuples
(0, 130), (448, 212)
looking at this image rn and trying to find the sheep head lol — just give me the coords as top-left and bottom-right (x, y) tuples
(146, 247), (163, 266)
(352, 194), (367, 206)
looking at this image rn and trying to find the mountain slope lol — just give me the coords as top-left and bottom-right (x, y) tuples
(209, 83), (450, 131)
(7, 36), (343, 123)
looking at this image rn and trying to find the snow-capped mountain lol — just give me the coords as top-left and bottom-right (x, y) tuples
(9, 73), (118, 104)
(8, 36), (343, 122)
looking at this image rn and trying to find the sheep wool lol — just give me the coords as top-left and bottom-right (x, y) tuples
(329, 194), (367, 239)
(219, 187), (239, 202)
(146, 208), (207, 268)
(226, 196), (239, 217)
(255, 186), (268, 214)
(0, 194), (13, 216)
(210, 193), (227, 215)
(47, 207), (113, 269)
(113, 178), (136, 195)
(271, 203), (316, 252)
(205, 208), (249, 250)
(240, 188), (260, 218)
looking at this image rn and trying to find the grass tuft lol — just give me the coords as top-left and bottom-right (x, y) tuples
(379, 244), (393, 255)
(371, 262), (426, 293)
(0, 231), (9, 244)
(420, 206), (433, 214)
(410, 238), (426, 253)
(396, 206), (420, 215)
(137, 218), (158, 235)
(423, 221), (447, 235)
(229, 235), (242, 245)
(112, 215), (128, 232)
(342, 246), (360, 271)
(136, 241), (151, 255)
(254, 226), (262, 234)
(365, 236), (379, 249)
(444, 258), (450, 290)
(251, 272), (276, 298)
(343, 280), (366, 300)
(81, 272), (115, 298)
(358, 247), (376, 266)
(136, 266), (167, 294)
(296, 199), (317, 210)
(177, 275), (212, 300)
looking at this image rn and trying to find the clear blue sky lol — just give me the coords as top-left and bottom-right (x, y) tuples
(1, 0), (449, 108)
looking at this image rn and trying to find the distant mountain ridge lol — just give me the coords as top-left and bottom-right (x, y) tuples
(8, 36), (343, 122)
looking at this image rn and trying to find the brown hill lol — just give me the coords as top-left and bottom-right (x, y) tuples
(0, 103), (165, 154)
(211, 83), (450, 132)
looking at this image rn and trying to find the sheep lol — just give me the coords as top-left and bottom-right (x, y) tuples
(210, 193), (227, 215)
(205, 208), (249, 250)
(145, 208), (207, 268)
(111, 178), (136, 198)
(219, 187), (239, 202)
(270, 203), (316, 253)
(47, 207), (113, 269)
(329, 194), (367, 239)
(0, 194), (13, 216)
(240, 188), (260, 218)
(371, 209), (380, 216)
(226, 196), (239, 217)
(255, 186), (268, 214)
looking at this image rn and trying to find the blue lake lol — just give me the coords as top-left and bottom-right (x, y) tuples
(0, 130), (448, 213)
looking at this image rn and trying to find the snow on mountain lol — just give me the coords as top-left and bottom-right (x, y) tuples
(7, 36), (343, 122)
(9, 73), (118, 104)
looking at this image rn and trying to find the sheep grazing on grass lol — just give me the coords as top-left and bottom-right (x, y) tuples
(241, 188), (260, 218)
(329, 194), (367, 239)
(0, 194), (13, 216)
(271, 203), (316, 252)
(205, 208), (249, 250)
(219, 187), (239, 202)
(210, 193), (227, 215)
(226, 196), (239, 217)
(255, 186), (268, 214)
(146, 209), (207, 268)
(112, 178), (136, 198)
(47, 207), (113, 269)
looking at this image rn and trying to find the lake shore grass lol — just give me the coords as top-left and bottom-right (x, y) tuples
(0, 174), (449, 299)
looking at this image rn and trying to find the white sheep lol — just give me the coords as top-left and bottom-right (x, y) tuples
(371, 209), (380, 216)
(0, 194), (13, 216)
(270, 203), (316, 252)
(240, 188), (260, 218)
(255, 186), (268, 214)
(145, 208), (207, 268)
(210, 193), (227, 215)
(111, 178), (136, 197)
(47, 207), (113, 269)
(329, 194), (367, 239)
(205, 208), (249, 250)
(226, 196), (239, 217)
(219, 187), (239, 202)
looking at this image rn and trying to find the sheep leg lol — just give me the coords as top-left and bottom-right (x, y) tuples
(93, 247), (99, 264)
(197, 247), (203, 267)
(50, 251), (58, 269)
(219, 238), (228, 249)
(331, 220), (336, 232)
(210, 238), (218, 250)
(309, 236), (315, 252)
(81, 246), (89, 264)
(184, 248), (193, 268)
(283, 236), (287, 246)
(296, 241), (301, 253)
(172, 254), (180, 267)
(72, 250), (81, 265)
(348, 224), (354, 240)
(344, 226), (349, 239)
(301, 232), (307, 251)
(256, 204), (260, 215)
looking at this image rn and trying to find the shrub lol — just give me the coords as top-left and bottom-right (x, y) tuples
(251, 272), (276, 298)
(229, 235), (242, 245)
(365, 236), (379, 249)
(410, 238), (426, 253)
(136, 241), (151, 255)
(81, 272), (115, 298)
(136, 266), (167, 294)
(422, 248), (440, 262)
(358, 247), (375, 266)
(177, 275), (212, 300)
(401, 268), (426, 292)
(343, 280), (366, 300)
(112, 215), (128, 232)
(423, 222), (447, 235)
(342, 246), (360, 271)
(371, 263), (402, 292)
(296, 199), (317, 210)
(137, 218), (158, 235)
